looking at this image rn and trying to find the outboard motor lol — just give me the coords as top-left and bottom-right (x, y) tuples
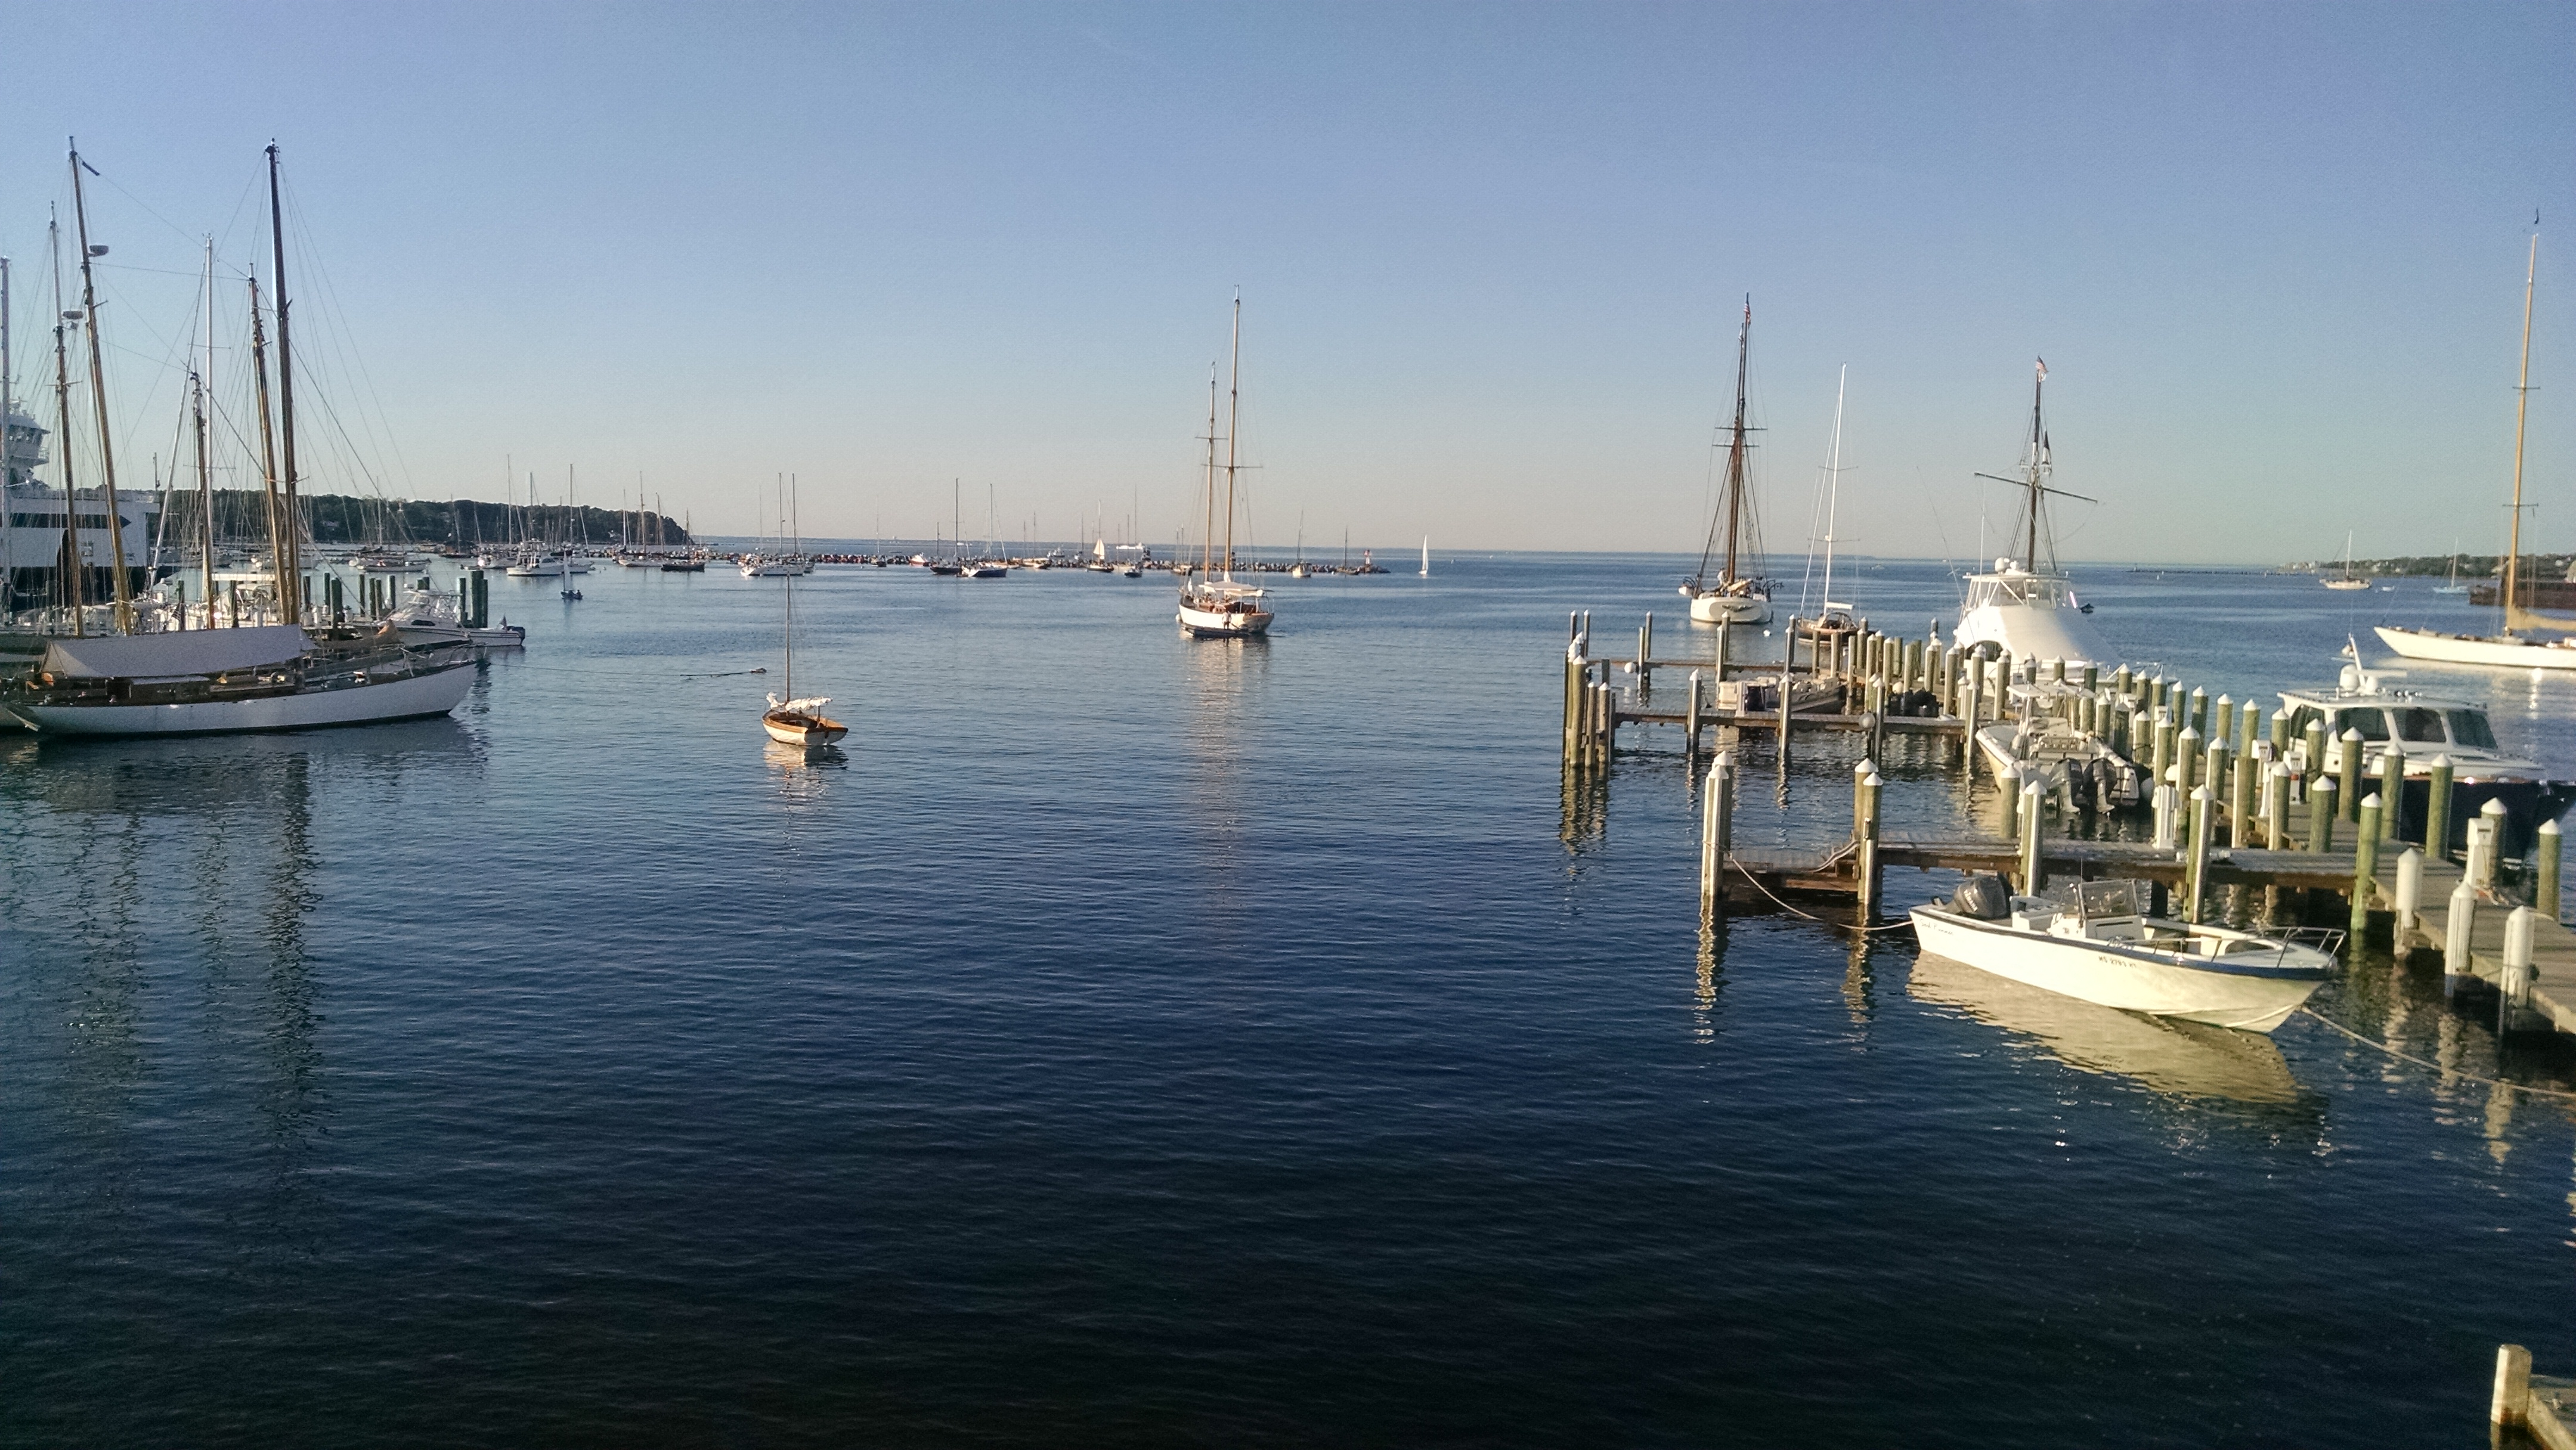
(1949, 873), (2012, 921)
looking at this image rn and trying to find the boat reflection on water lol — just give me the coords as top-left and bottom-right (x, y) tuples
(763, 737), (846, 807)
(1909, 950), (2304, 1105)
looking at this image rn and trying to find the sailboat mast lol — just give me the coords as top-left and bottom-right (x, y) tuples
(2025, 359), (2046, 569)
(1720, 299), (1750, 587)
(267, 143), (303, 612)
(246, 277), (287, 616)
(1223, 293), (1240, 580)
(199, 238), (216, 617)
(1820, 364), (1847, 614)
(47, 213), (84, 633)
(2505, 229), (2537, 624)
(69, 141), (132, 633)
(1200, 364), (1219, 578)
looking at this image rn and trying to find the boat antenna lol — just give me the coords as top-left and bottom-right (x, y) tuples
(2503, 224), (2538, 632)
(69, 139), (132, 633)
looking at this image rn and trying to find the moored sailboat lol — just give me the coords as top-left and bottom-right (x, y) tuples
(1178, 296), (1272, 640)
(760, 559), (846, 746)
(2377, 228), (2576, 670)
(1680, 299), (1772, 624)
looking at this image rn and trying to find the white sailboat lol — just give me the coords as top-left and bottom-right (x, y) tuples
(2432, 542), (2469, 596)
(761, 561), (846, 746)
(1419, 536), (1429, 577)
(1798, 365), (1859, 640)
(2322, 531), (2370, 590)
(1679, 299), (1772, 624)
(1953, 359), (2115, 667)
(1178, 295), (1272, 640)
(2377, 228), (2576, 670)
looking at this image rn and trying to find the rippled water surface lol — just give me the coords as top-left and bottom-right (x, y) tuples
(5, 553), (2573, 1446)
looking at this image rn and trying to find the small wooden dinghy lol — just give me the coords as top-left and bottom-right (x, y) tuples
(763, 694), (847, 746)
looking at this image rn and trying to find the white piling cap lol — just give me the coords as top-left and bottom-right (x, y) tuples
(2541, 818), (2563, 836)
(2341, 726), (2364, 741)
(2362, 792), (2383, 809)
(2482, 798), (2509, 817)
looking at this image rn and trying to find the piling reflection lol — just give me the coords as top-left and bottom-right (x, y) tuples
(1843, 928), (1878, 1026)
(1908, 951), (2306, 1105)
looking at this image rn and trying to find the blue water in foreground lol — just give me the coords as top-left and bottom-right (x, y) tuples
(5, 553), (2574, 1446)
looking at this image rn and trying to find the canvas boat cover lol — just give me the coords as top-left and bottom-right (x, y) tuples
(41, 625), (311, 680)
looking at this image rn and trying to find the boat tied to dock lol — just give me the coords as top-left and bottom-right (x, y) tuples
(1953, 360), (2112, 667)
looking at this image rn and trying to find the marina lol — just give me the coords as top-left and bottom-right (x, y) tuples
(1, 8), (2569, 1444)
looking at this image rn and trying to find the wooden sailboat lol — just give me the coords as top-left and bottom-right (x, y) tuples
(1178, 294), (1273, 639)
(1681, 299), (1772, 624)
(761, 563), (846, 746)
(2376, 227), (2576, 670)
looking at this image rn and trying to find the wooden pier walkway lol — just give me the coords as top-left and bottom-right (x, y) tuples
(1722, 834), (2364, 902)
(2376, 856), (2576, 1037)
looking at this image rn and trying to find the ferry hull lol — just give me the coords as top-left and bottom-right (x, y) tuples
(1909, 907), (2327, 1034)
(2373, 625), (2576, 671)
(14, 662), (475, 738)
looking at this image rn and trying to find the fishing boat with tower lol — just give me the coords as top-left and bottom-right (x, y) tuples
(1952, 358), (2114, 667)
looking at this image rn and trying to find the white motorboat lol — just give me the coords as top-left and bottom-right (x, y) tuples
(504, 552), (565, 578)
(2376, 230), (2572, 666)
(5, 624), (474, 738)
(1971, 704), (2145, 814)
(2279, 651), (2574, 854)
(1178, 295), (1275, 640)
(1679, 299), (1773, 625)
(1951, 360), (2113, 667)
(1910, 878), (2333, 1034)
(383, 586), (524, 650)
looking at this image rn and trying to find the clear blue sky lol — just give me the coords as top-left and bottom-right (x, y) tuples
(0, 2), (2567, 562)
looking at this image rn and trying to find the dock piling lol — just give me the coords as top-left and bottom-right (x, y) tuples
(2504, 907), (2538, 1023)
(2213, 695), (2234, 757)
(2395, 848), (2424, 935)
(2264, 762), (2292, 850)
(2337, 729), (2364, 822)
(2020, 780), (2045, 894)
(2185, 786), (2213, 923)
(1714, 619), (1730, 678)
(2376, 746), (2402, 842)
(2228, 739), (2256, 848)
(1998, 760), (2023, 835)
(1685, 670), (1703, 757)
(2445, 879), (2478, 990)
(1857, 763), (1884, 916)
(2188, 686), (2208, 740)
(2426, 754), (2456, 860)
(2176, 725), (2202, 798)
(2270, 707), (2291, 759)
(1638, 614), (1654, 692)
(2353, 794), (2383, 940)
(2153, 782), (2178, 851)
(2495, 1345), (2534, 1432)
(2309, 777), (2337, 852)
(2537, 819), (2562, 920)
(1700, 750), (1733, 919)
(2470, 798), (2509, 891)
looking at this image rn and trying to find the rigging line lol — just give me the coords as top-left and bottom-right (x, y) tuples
(2294, 1006), (2576, 1101)
(92, 168), (209, 249)
(1722, 852), (1919, 934)
(278, 172), (417, 500)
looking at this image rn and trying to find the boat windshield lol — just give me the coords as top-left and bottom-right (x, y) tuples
(2394, 707), (2447, 744)
(1964, 571), (2075, 611)
(2445, 709), (2499, 749)
(2332, 708), (2390, 742)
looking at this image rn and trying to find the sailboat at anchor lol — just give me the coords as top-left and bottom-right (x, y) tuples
(761, 559), (846, 746)
(1178, 293), (1273, 639)
(1680, 299), (1773, 624)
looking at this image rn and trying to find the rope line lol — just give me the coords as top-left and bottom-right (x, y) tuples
(1722, 852), (1919, 934)
(2295, 1006), (2576, 1101)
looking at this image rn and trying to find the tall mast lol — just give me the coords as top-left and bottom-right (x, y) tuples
(1721, 299), (1750, 587)
(267, 142), (303, 610)
(1820, 364), (1847, 614)
(1, 256), (11, 619)
(2504, 228), (2538, 627)
(48, 212), (83, 633)
(247, 276), (288, 616)
(1200, 364), (1219, 579)
(202, 238), (218, 617)
(69, 140), (132, 633)
(1222, 292), (1241, 579)
(2026, 358), (2046, 569)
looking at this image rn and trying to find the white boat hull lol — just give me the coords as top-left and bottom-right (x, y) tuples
(1178, 602), (1272, 637)
(1686, 590), (1772, 625)
(1953, 598), (2113, 668)
(2373, 625), (2576, 671)
(14, 662), (476, 738)
(1910, 907), (2327, 1034)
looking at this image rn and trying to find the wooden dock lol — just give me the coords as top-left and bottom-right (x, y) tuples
(2376, 855), (2576, 1037)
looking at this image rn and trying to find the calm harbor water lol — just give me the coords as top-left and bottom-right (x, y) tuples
(4, 552), (2573, 1446)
